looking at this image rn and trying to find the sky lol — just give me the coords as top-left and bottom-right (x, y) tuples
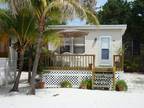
(67, 0), (107, 25)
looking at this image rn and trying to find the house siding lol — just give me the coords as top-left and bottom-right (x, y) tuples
(84, 29), (123, 67)
(48, 25), (126, 67)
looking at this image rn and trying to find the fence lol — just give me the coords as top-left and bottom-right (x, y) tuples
(43, 54), (95, 70)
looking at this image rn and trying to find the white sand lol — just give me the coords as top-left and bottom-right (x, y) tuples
(0, 72), (144, 108)
(0, 88), (144, 108)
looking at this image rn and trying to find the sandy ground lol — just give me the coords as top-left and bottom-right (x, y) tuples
(124, 73), (144, 93)
(0, 72), (144, 108)
(1, 72), (144, 94)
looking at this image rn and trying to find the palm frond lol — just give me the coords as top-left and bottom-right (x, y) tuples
(41, 0), (98, 24)
(43, 30), (61, 47)
(0, 7), (37, 50)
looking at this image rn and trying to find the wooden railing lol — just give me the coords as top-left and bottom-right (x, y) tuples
(113, 55), (123, 71)
(43, 54), (95, 70)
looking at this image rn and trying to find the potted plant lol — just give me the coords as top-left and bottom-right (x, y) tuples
(115, 80), (128, 91)
(60, 81), (72, 88)
(79, 79), (92, 89)
(88, 63), (93, 70)
(35, 62), (45, 89)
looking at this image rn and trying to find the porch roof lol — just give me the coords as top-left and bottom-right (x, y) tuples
(58, 29), (88, 37)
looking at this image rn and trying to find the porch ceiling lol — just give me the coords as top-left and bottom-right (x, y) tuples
(59, 29), (89, 37)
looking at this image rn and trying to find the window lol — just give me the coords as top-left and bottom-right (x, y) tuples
(73, 37), (85, 54)
(73, 37), (85, 45)
(60, 37), (72, 53)
(101, 38), (110, 49)
(74, 46), (85, 53)
(102, 49), (109, 59)
(101, 37), (110, 60)
(59, 37), (85, 54)
(60, 45), (71, 53)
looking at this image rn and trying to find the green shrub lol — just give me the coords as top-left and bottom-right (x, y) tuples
(79, 79), (92, 89)
(115, 80), (128, 91)
(60, 81), (72, 88)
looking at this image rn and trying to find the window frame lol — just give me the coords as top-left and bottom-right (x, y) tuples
(60, 36), (85, 54)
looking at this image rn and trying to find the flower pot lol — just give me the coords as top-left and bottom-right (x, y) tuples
(79, 84), (87, 89)
(88, 64), (93, 70)
(36, 81), (45, 89)
(116, 85), (124, 91)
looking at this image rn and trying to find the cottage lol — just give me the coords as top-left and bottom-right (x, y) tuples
(0, 25), (127, 89)
(42, 25), (127, 89)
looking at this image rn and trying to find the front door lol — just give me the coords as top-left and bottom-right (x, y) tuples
(100, 36), (112, 66)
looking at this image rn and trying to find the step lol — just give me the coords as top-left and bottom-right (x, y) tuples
(93, 67), (114, 73)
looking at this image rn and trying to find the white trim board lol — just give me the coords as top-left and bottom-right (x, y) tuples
(48, 25), (127, 30)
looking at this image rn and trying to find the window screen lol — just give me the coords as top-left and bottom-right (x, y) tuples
(102, 49), (109, 60)
(58, 36), (85, 54)
(73, 46), (85, 54)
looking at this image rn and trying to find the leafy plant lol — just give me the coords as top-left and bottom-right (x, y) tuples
(115, 80), (128, 91)
(60, 81), (72, 88)
(124, 56), (144, 72)
(79, 79), (92, 89)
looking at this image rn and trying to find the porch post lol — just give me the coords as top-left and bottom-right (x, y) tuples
(71, 37), (74, 53)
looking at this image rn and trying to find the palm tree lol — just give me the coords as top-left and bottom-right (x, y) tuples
(31, 0), (99, 95)
(0, 8), (37, 91)
(8, 0), (99, 94)
(27, 30), (61, 83)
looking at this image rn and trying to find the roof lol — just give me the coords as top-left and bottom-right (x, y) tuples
(47, 25), (127, 30)
(47, 25), (127, 37)
(59, 29), (88, 37)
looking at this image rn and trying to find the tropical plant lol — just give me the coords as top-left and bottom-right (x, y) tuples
(115, 80), (128, 91)
(79, 79), (92, 89)
(0, 8), (37, 91)
(60, 80), (72, 88)
(8, 0), (99, 95)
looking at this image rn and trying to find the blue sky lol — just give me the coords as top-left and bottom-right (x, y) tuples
(97, 0), (107, 8)
(67, 0), (107, 25)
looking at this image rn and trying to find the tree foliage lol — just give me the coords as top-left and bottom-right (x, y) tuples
(98, 0), (131, 24)
(98, 0), (144, 72)
(0, 7), (38, 91)
(7, 0), (99, 94)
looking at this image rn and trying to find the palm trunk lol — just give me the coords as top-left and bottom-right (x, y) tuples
(28, 46), (33, 83)
(10, 50), (24, 92)
(28, 57), (32, 83)
(30, 32), (43, 95)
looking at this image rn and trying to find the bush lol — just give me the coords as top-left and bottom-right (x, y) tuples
(115, 80), (128, 91)
(79, 79), (92, 89)
(60, 81), (72, 88)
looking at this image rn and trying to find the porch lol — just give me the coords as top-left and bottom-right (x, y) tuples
(42, 54), (95, 70)
(42, 54), (123, 71)
(42, 54), (123, 89)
